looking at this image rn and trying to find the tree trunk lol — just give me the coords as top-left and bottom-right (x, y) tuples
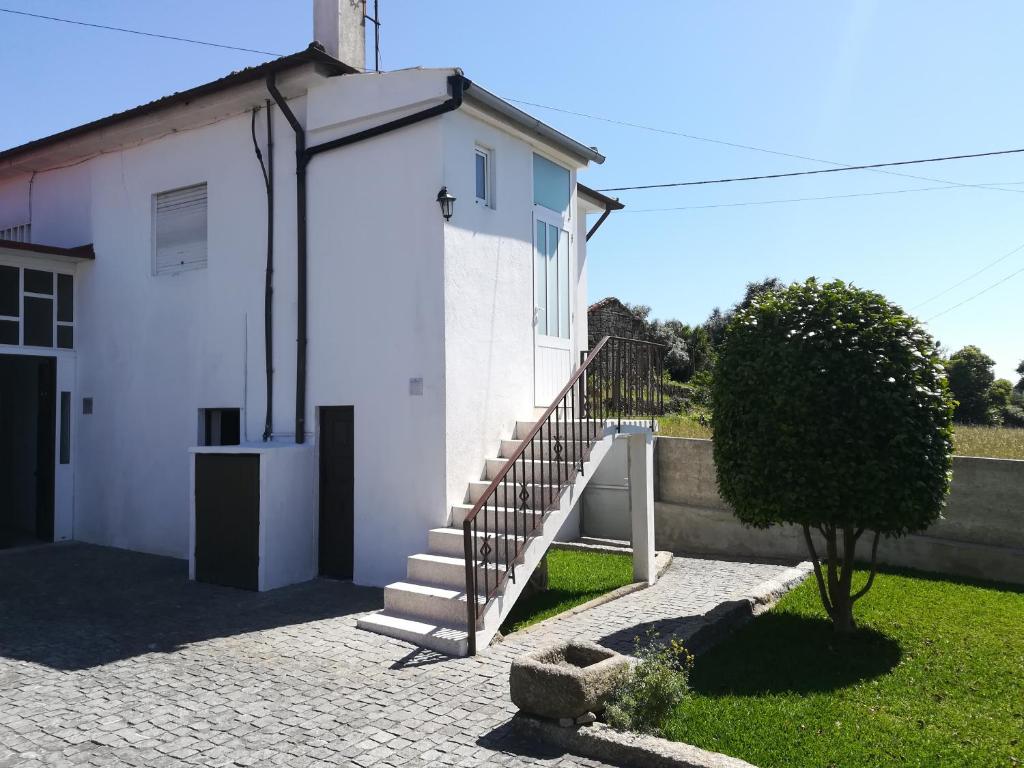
(801, 524), (875, 635)
(830, 579), (856, 634)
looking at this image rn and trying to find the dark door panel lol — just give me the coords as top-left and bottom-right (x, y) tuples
(194, 454), (260, 590)
(319, 406), (354, 579)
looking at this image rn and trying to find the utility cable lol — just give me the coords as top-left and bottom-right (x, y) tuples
(925, 262), (1024, 321)
(0, 7), (284, 57)
(911, 241), (1024, 310)
(621, 182), (1024, 213)
(596, 148), (1024, 192)
(506, 97), (1024, 195)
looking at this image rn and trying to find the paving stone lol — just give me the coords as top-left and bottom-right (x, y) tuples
(0, 543), (789, 767)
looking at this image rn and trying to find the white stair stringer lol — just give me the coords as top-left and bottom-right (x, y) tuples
(356, 424), (618, 657)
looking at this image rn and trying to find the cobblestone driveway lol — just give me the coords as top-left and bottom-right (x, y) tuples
(0, 544), (791, 767)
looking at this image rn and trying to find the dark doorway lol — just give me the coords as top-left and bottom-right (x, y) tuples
(319, 406), (354, 579)
(194, 453), (260, 590)
(0, 354), (56, 548)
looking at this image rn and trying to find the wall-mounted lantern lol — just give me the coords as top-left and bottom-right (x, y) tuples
(436, 186), (456, 221)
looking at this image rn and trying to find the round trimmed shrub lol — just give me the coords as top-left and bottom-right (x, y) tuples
(712, 279), (954, 632)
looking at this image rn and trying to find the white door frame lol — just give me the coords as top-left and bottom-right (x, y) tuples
(533, 206), (575, 406)
(0, 253), (77, 543)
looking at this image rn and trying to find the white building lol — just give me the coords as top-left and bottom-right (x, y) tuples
(0, 2), (655, 655)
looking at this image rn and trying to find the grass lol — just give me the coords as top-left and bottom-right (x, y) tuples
(658, 413), (713, 439)
(662, 569), (1024, 767)
(500, 549), (633, 634)
(657, 416), (1024, 460)
(953, 424), (1024, 460)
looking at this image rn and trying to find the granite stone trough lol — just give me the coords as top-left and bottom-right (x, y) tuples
(509, 640), (629, 721)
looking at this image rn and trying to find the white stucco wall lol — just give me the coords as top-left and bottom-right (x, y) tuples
(0, 66), (599, 589)
(303, 71), (449, 587)
(71, 109), (271, 557)
(439, 108), (592, 515)
(0, 70), (453, 586)
(440, 110), (537, 513)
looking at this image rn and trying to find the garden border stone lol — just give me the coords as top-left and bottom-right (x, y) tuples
(512, 714), (757, 768)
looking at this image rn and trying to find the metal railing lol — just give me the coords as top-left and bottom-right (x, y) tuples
(462, 335), (666, 654)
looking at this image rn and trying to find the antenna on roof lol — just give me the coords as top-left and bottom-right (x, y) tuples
(364, 0), (381, 72)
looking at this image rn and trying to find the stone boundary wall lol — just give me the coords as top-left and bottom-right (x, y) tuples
(655, 438), (1024, 586)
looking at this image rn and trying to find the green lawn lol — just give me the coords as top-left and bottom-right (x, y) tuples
(657, 417), (1024, 460)
(663, 569), (1024, 767)
(501, 549), (633, 634)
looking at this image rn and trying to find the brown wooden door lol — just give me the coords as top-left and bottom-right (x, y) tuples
(319, 406), (354, 579)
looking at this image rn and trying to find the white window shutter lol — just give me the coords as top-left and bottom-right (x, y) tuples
(153, 183), (207, 275)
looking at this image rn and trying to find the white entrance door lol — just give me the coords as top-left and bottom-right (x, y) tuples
(533, 210), (573, 406)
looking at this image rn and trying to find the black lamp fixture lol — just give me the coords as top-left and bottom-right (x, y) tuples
(436, 186), (456, 221)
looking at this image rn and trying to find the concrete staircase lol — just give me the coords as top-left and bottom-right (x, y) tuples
(357, 418), (616, 656)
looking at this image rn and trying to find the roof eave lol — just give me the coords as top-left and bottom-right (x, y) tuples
(462, 83), (604, 166)
(577, 182), (624, 211)
(0, 239), (96, 261)
(0, 43), (355, 169)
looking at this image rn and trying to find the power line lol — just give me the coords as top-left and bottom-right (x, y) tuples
(506, 97), (1024, 196)
(596, 148), (1024, 192)
(925, 262), (1024, 321)
(911, 241), (1024, 310)
(0, 7), (285, 57)
(622, 182), (1024, 213)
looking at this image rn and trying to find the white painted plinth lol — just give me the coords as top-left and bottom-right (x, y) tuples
(188, 442), (317, 591)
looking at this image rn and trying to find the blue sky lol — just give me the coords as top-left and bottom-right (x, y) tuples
(2, 1), (1021, 380)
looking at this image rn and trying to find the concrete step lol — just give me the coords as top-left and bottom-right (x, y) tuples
(428, 527), (524, 558)
(358, 411), (620, 657)
(498, 438), (590, 461)
(383, 581), (485, 626)
(467, 480), (564, 510)
(484, 457), (580, 485)
(355, 611), (469, 657)
(514, 419), (606, 441)
(407, 553), (506, 590)
(450, 504), (545, 535)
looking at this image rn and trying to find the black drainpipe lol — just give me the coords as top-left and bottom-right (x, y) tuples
(266, 74), (309, 443)
(267, 73), (469, 444)
(250, 104), (274, 441)
(585, 205), (613, 241)
(263, 104), (275, 441)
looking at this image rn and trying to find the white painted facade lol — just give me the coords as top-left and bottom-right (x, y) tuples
(0, 61), (608, 587)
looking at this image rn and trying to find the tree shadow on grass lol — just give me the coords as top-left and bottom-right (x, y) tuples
(689, 613), (902, 697)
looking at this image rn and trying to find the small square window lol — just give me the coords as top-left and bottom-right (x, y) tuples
(0, 265), (18, 316)
(0, 319), (17, 345)
(24, 269), (53, 295)
(475, 147), (493, 208)
(200, 408), (241, 446)
(23, 296), (52, 347)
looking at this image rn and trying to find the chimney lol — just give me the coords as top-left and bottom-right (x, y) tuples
(313, 0), (366, 70)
